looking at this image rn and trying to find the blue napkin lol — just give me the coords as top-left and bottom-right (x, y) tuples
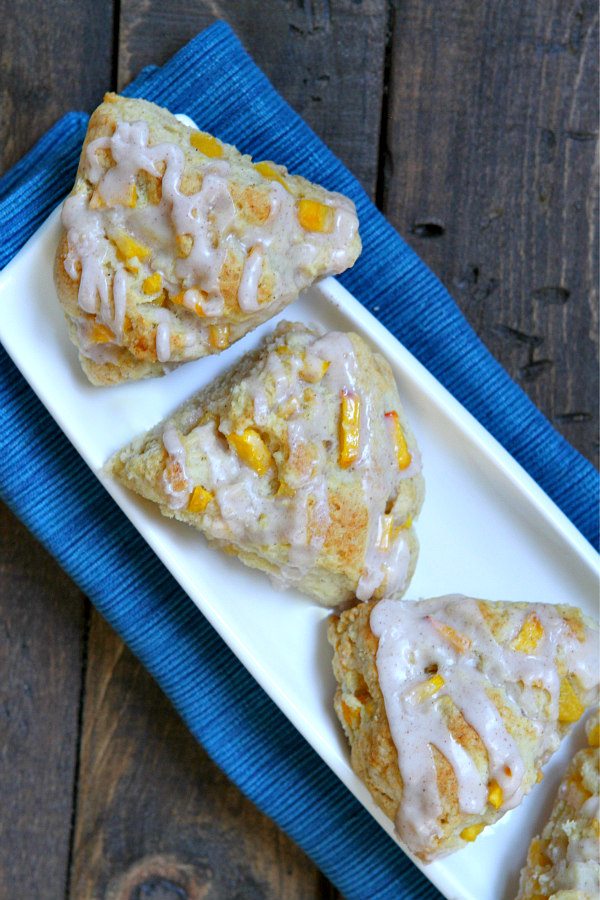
(0, 22), (597, 900)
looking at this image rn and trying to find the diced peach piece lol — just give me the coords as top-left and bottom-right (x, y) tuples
(208, 324), (230, 350)
(90, 322), (114, 343)
(254, 161), (291, 192)
(176, 233), (193, 258)
(427, 617), (472, 654)
(376, 514), (394, 551)
(122, 183), (137, 208)
(91, 182), (136, 209)
(280, 397), (300, 419)
(164, 460), (187, 494)
(528, 838), (551, 868)
(341, 698), (361, 729)
(297, 198), (334, 233)
(487, 780), (503, 809)
(384, 410), (412, 470)
(275, 480), (295, 498)
(300, 357), (330, 383)
(339, 389), (360, 469)
(190, 130), (223, 158)
(188, 485), (213, 514)
(460, 823), (485, 842)
(415, 674), (445, 702)
(228, 428), (272, 477)
(588, 722), (600, 747)
(89, 189), (106, 209)
(112, 230), (151, 262)
(142, 272), (163, 295)
(512, 612), (544, 653)
(558, 677), (584, 723)
(171, 288), (204, 316)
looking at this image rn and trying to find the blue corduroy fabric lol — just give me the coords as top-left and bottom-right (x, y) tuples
(0, 22), (597, 900)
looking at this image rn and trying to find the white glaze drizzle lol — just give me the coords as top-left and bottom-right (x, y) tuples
(162, 424), (190, 508)
(156, 322), (171, 362)
(358, 522), (411, 601)
(110, 266), (127, 340)
(353, 365), (413, 601)
(63, 194), (111, 320)
(62, 116), (359, 364)
(370, 595), (599, 856)
(238, 247), (264, 312)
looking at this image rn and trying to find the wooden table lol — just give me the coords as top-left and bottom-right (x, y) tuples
(1, 2), (597, 897)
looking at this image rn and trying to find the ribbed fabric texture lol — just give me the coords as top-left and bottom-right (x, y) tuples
(0, 22), (597, 900)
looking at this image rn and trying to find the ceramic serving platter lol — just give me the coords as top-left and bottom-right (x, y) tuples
(0, 125), (597, 900)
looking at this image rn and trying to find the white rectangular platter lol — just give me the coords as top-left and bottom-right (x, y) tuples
(1, 201), (598, 900)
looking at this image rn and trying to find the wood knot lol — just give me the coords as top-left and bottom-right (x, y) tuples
(131, 879), (186, 900)
(106, 855), (212, 900)
(532, 285), (570, 304)
(410, 217), (445, 238)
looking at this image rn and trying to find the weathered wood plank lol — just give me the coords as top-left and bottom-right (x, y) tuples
(117, 0), (388, 198)
(0, 0), (114, 174)
(0, 504), (86, 899)
(70, 610), (331, 900)
(0, 4), (114, 896)
(383, 0), (598, 465)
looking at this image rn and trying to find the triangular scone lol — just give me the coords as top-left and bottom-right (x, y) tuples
(516, 709), (600, 899)
(108, 321), (424, 605)
(328, 595), (599, 861)
(54, 94), (361, 385)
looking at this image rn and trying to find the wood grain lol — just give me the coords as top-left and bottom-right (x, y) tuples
(117, 0), (388, 198)
(0, 505), (86, 899)
(0, 3), (112, 896)
(0, 0), (114, 174)
(383, 0), (598, 465)
(70, 610), (333, 900)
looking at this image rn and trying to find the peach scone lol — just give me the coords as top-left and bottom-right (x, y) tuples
(55, 94), (361, 385)
(108, 321), (424, 605)
(328, 595), (599, 861)
(516, 709), (599, 899)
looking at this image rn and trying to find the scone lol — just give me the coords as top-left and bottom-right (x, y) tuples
(328, 595), (599, 861)
(54, 93), (361, 385)
(108, 321), (424, 605)
(516, 710), (600, 899)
